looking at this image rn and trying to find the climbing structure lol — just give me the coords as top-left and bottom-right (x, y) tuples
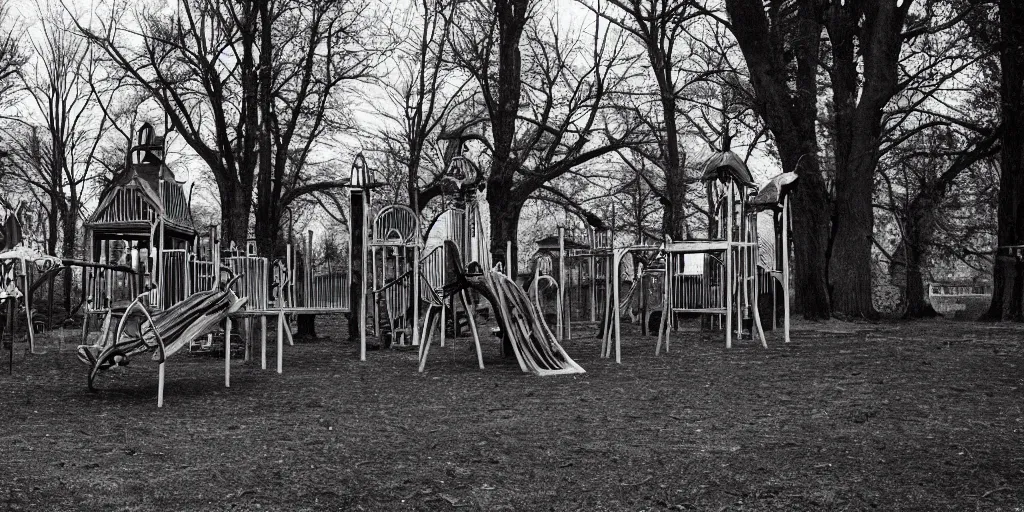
(370, 205), (420, 347)
(655, 151), (796, 354)
(416, 148), (584, 375)
(83, 123), (199, 321)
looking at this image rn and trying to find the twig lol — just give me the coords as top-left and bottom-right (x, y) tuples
(981, 486), (1011, 499)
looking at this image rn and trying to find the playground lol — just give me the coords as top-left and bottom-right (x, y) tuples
(1, 0), (1023, 507)
(1, 318), (1022, 511)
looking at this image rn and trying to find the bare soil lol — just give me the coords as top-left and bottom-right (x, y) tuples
(1, 318), (1022, 511)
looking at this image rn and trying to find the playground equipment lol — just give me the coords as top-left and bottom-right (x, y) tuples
(416, 149), (584, 375)
(369, 205), (420, 348)
(599, 243), (666, 362)
(1, 203), (133, 372)
(652, 153), (795, 356)
(75, 124), (357, 405)
(526, 253), (563, 343)
(77, 270), (247, 407)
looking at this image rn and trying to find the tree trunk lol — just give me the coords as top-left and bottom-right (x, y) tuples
(902, 208), (938, 318)
(220, 184), (252, 248)
(781, 145), (833, 320)
(904, 259), (938, 319)
(61, 211), (78, 316)
(824, 1), (908, 319)
(254, 0), (277, 261)
(657, 70), (687, 240)
(297, 314), (317, 339)
(724, 0), (832, 319)
(984, 0), (1024, 321)
(487, 192), (524, 280)
(828, 138), (879, 319)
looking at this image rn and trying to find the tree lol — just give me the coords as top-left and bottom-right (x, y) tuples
(252, 0), (384, 260)
(371, 0), (475, 215)
(9, 4), (112, 315)
(75, 0), (380, 252)
(450, 0), (641, 276)
(980, 0), (1024, 320)
(581, 0), (704, 240)
(74, 0), (260, 245)
(722, 0), (832, 319)
(879, 125), (1000, 317)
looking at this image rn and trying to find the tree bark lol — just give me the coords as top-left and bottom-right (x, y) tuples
(487, 189), (524, 279)
(823, 1), (909, 319)
(219, 184), (252, 247)
(254, 0), (277, 260)
(985, 0), (1024, 321)
(902, 195), (939, 318)
(725, 0), (831, 319)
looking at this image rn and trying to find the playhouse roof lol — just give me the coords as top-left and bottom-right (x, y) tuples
(88, 163), (196, 238)
(699, 151), (756, 188)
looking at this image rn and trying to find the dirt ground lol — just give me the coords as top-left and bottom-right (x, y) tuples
(1, 317), (1022, 511)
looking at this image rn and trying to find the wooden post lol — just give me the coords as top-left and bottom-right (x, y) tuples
(782, 197), (791, 344)
(261, 315), (267, 370)
(157, 362), (165, 408)
(558, 226), (566, 341)
(349, 185), (368, 361)
(224, 315), (232, 387)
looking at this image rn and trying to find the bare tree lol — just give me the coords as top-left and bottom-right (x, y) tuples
(450, 0), (642, 276)
(722, 0), (832, 319)
(370, 0), (476, 214)
(0, 4), (106, 314)
(580, 0), (713, 240)
(74, 0), (382, 252)
(253, 0), (386, 259)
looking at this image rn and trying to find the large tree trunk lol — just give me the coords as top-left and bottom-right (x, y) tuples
(902, 197), (939, 318)
(220, 184), (252, 247)
(724, 0), (831, 319)
(487, 190), (524, 279)
(828, 132), (880, 318)
(985, 0), (1024, 321)
(824, 1), (908, 319)
(254, 0), (277, 261)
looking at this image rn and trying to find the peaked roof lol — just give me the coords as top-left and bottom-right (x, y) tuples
(88, 132), (196, 237)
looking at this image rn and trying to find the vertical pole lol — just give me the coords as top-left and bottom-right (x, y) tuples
(725, 184), (733, 349)
(224, 315), (232, 387)
(211, 225), (220, 287)
(305, 229), (312, 306)
(558, 226), (566, 341)
(157, 362), (164, 408)
(277, 310), (284, 374)
(370, 247), (378, 337)
(261, 315), (267, 370)
(349, 186), (367, 361)
(413, 243), (420, 346)
(610, 250), (620, 363)
(439, 300), (446, 348)
(506, 241), (512, 277)
(782, 197), (791, 344)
